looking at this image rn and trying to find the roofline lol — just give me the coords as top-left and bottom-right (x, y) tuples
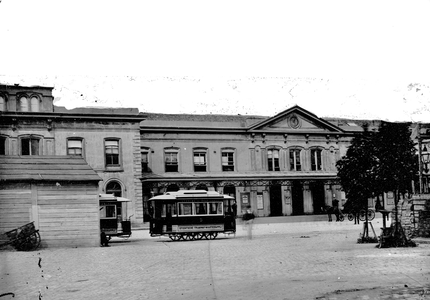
(0, 111), (146, 122)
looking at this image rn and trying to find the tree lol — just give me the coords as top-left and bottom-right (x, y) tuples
(336, 124), (378, 241)
(376, 121), (418, 245)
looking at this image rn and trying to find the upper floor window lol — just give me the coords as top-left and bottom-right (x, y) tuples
(30, 96), (40, 112)
(289, 149), (302, 171)
(165, 148), (179, 172)
(0, 95), (6, 111)
(311, 148), (322, 171)
(21, 137), (40, 155)
(67, 138), (83, 156)
(19, 96), (29, 112)
(193, 148), (207, 172)
(222, 148), (235, 171)
(105, 139), (120, 167)
(141, 148), (151, 173)
(268, 149), (280, 171)
(0, 137), (6, 155)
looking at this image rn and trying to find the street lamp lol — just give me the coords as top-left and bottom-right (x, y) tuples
(422, 144), (430, 193)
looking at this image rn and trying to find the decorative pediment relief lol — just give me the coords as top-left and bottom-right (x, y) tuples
(248, 105), (344, 133)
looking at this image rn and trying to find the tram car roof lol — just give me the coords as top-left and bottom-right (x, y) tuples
(149, 190), (234, 201)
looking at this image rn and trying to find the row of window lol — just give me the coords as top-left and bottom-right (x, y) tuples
(142, 147), (323, 173)
(0, 94), (41, 112)
(0, 136), (121, 168)
(159, 202), (224, 217)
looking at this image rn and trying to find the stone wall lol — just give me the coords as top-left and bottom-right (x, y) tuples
(397, 195), (430, 238)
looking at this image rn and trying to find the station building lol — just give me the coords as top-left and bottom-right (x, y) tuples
(140, 106), (382, 217)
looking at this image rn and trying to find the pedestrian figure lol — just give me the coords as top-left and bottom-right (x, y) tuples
(242, 205), (255, 239)
(232, 201), (237, 218)
(324, 206), (333, 222)
(332, 199), (340, 222)
(100, 232), (110, 247)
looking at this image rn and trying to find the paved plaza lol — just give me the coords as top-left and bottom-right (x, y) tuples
(1, 216), (429, 300)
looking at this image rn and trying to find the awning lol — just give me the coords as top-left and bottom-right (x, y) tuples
(99, 194), (131, 202)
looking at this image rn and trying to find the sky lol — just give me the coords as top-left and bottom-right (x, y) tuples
(1, 0), (430, 122)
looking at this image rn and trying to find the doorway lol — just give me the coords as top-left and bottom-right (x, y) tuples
(310, 181), (325, 214)
(269, 184), (283, 216)
(292, 181), (304, 215)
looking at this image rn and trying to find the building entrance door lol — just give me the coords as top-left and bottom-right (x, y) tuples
(310, 181), (325, 214)
(292, 181), (304, 215)
(269, 184), (283, 216)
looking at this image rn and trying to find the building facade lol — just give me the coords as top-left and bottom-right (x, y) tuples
(140, 106), (369, 217)
(0, 84), (146, 229)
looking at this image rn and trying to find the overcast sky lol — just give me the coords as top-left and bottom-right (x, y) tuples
(1, 0), (429, 122)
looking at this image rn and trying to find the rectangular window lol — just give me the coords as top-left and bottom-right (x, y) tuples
(0, 137), (5, 155)
(179, 203), (193, 215)
(311, 149), (322, 171)
(105, 140), (120, 166)
(268, 149), (280, 171)
(209, 202), (223, 215)
(100, 205), (116, 218)
(165, 151), (178, 172)
(141, 152), (149, 172)
(21, 138), (39, 155)
(289, 149), (301, 171)
(222, 151), (235, 171)
(195, 203), (207, 215)
(67, 139), (83, 156)
(194, 150), (207, 172)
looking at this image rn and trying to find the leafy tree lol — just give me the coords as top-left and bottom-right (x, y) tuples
(336, 124), (378, 240)
(376, 121), (418, 238)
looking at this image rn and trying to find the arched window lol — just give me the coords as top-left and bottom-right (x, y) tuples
(196, 184), (208, 191)
(166, 184), (179, 192)
(223, 185), (236, 197)
(106, 181), (122, 197)
(30, 96), (40, 112)
(19, 96), (29, 112)
(289, 148), (302, 171)
(311, 148), (323, 171)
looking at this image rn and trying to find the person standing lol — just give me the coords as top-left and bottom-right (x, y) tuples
(332, 199), (340, 222)
(242, 205), (255, 239)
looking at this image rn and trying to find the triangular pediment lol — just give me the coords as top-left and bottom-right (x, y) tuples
(248, 105), (344, 133)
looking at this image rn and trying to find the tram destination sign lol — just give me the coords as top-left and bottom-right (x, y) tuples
(175, 224), (224, 232)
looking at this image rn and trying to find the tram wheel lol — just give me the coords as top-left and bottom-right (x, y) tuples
(207, 233), (218, 240)
(184, 233), (194, 241)
(169, 234), (181, 241)
(347, 213), (354, 221)
(193, 233), (204, 240)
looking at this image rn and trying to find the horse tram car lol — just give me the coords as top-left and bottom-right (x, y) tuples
(149, 190), (237, 241)
(99, 194), (133, 241)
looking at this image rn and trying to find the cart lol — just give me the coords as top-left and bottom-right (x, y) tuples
(99, 194), (132, 240)
(0, 222), (41, 251)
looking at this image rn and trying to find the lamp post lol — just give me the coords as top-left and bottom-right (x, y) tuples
(422, 144), (430, 193)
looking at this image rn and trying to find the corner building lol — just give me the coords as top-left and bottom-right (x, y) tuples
(140, 106), (361, 217)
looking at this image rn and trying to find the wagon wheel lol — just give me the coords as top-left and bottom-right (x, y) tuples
(169, 234), (181, 241)
(14, 231), (41, 251)
(347, 213), (354, 221)
(207, 233), (218, 240)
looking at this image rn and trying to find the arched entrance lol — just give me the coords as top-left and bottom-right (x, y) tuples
(310, 181), (325, 214)
(269, 184), (283, 216)
(166, 184), (180, 192)
(196, 184), (208, 191)
(292, 180), (304, 215)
